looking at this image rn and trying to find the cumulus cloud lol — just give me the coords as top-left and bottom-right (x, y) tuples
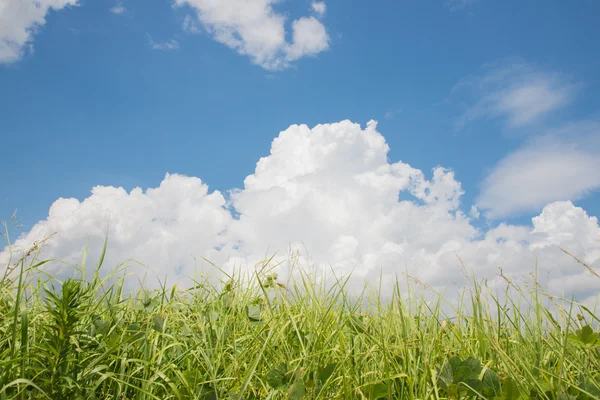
(311, 1), (326, 17)
(451, 62), (577, 130)
(172, 0), (330, 70)
(0, 0), (78, 63)
(478, 123), (600, 219)
(1, 121), (599, 306)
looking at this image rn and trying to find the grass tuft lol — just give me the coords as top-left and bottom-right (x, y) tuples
(0, 231), (599, 399)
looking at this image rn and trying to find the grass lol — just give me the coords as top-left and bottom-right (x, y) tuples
(0, 230), (599, 399)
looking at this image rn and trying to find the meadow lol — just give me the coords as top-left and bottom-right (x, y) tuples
(0, 232), (599, 400)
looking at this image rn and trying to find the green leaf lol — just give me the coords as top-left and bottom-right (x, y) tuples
(317, 363), (337, 384)
(92, 316), (108, 335)
(579, 377), (600, 399)
(502, 377), (522, 400)
(246, 304), (262, 322)
(288, 374), (305, 400)
(347, 315), (366, 334)
(576, 325), (599, 347)
(482, 369), (501, 397)
(198, 385), (218, 400)
(455, 357), (482, 381)
(448, 356), (461, 376)
(364, 382), (388, 399)
(266, 365), (287, 390)
(208, 311), (220, 323)
(437, 361), (454, 389)
(462, 378), (483, 394)
(130, 302), (145, 311)
(557, 395), (577, 400)
(152, 315), (165, 332)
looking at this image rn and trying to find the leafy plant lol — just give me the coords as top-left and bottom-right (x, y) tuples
(437, 356), (503, 398)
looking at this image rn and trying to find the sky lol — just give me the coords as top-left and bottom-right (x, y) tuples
(1, 0), (600, 303)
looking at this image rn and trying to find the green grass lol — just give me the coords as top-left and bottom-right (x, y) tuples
(0, 233), (599, 399)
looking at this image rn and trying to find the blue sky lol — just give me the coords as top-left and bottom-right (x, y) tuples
(1, 0), (600, 298)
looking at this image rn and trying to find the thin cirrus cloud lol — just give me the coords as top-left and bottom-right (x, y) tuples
(2, 121), (599, 306)
(445, 0), (479, 12)
(110, 3), (126, 15)
(173, 0), (331, 70)
(0, 0), (78, 63)
(148, 37), (180, 51)
(451, 62), (578, 130)
(450, 61), (598, 220)
(477, 122), (600, 219)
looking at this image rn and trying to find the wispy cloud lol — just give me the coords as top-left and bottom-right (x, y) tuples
(445, 0), (479, 11)
(182, 14), (201, 34)
(110, 3), (126, 15)
(450, 62), (578, 130)
(0, 0), (79, 63)
(477, 122), (600, 219)
(173, 0), (330, 70)
(149, 37), (180, 51)
(384, 108), (402, 120)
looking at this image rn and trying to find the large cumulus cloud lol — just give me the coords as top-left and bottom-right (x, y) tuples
(0, 0), (78, 63)
(1, 120), (599, 305)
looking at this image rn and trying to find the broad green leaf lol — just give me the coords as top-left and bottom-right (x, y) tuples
(365, 382), (388, 399)
(93, 317), (108, 335)
(131, 301), (146, 311)
(152, 314), (165, 332)
(502, 377), (522, 400)
(448, 356), (461, 376)
(266, 365), (287, 390)
(246, 304), (261, 322)
(557, 395), (577, 400)
(579, 377), (600, 399)
(317, 363), (337, 384)
(461, 378), (483, 394)
(482, 369), (501, 396)
(288, 373), (305, 400)
(198, 384), (218, 400)
(572, 325), (600, 348)
(208, 311), (220, 323)
(437, 361), (453, 389)
(455, 357), (482, 381)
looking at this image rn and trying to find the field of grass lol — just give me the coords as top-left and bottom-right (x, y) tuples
(1, 235), (600, 400)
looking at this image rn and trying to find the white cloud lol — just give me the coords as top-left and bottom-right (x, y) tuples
(384, 108), (402, 120)
(110, 4), (125, 15)
(172, 0), (330, 70)
(0, 0), (78, 63)
(451, 62), (577, 130)
(478, 124), (600, 219)
(286, 17), (329, 62)
(149, 37), (180, 51)
(183, 14), (201, 33)
(1, 121), (599, 306)
(445, 0), (478, 11)
(311, 1), (326, 17)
